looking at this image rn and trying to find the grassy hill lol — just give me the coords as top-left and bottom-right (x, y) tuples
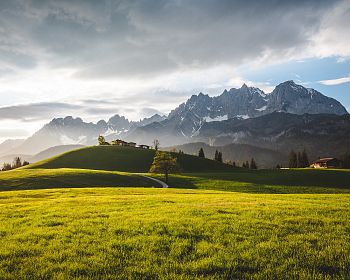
(164, 142), (287, 168)
(27, 145), (234, 173)
(0, 187), (349, 279)
(0, 168), (156, 191)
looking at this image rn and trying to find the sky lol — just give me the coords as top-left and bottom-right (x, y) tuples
(0, 0), (350, 142)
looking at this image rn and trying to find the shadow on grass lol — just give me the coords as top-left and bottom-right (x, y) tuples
(155, 168), (350, 194)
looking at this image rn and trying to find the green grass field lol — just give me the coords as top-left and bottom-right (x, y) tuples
(0, 145), (349, 279)
(0, 188), (349, 279)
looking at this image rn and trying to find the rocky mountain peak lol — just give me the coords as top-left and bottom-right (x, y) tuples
(241, 83), (249, 90)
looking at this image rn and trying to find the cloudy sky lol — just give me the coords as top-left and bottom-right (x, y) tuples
(0, 0), (350, 142)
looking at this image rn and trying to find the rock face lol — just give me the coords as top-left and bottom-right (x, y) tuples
(264, 81), (347, 115)
(161, 80), (348, 138)
(196, 112), (350, 160)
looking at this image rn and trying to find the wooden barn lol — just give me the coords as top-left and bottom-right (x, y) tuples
(310, 158), (342, 168)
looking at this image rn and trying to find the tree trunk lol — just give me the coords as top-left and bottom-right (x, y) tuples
(165, 170), (168, 184)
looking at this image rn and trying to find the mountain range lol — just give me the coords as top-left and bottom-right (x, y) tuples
(1, 80), (349, 167)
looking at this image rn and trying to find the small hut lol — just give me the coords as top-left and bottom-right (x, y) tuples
(310, 158), (342, 168)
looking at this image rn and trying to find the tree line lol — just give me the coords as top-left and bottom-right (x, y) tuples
(288, 149), (309, 168)
(1, 157), (29, 171)
(198, 147), (257, 169)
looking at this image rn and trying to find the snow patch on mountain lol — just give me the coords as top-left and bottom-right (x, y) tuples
(236, 115), (250, 119)
(256, 105), (267, 111)
(203, 115), (228, 122)
(60, 135), (87, 145)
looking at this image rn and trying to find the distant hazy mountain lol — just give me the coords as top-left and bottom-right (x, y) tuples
(0, 145), (84, 165)
(30, 145), (85, 162)
(163, 142), (287, 168)
(5, 114), (165, 155)
(0, 139), (25, 156)
(1, 80), (348, 157)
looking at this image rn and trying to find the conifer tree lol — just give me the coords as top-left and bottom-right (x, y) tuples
(301, 149), (309, 167)
(297, 151), (302, 168)
(217, 152), (223, 162)
(250, 158), (257, 169)
(198, 148), (205, 158)
(289, 150), (298, 168)
(214, 150), (219, 161)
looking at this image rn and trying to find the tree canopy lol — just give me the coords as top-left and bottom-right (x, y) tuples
(98, 135), (109, 145)
(149, 151), (181, 184)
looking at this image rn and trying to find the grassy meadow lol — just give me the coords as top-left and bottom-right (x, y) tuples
(0, 188), (349, 279)
(0, 145), (350, 279)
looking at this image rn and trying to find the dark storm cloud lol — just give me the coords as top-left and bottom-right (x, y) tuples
(0, 0), (342, 77)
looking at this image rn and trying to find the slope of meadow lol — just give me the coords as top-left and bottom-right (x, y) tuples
(26, 145), (234, 173)
(0, 168), (156, 191)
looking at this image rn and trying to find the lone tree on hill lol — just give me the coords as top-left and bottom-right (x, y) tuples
(149, 151), (181, 184)
(214, 150), (219, 161)
(98, 135), (107, 145)
(289, 150), (298, 168)
(250, 158), (257, 169)
(153, 139), (160, 150)
(198, 148), (205, 158)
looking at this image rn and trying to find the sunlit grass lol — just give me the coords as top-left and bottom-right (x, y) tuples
(0, 188), (349, 279)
